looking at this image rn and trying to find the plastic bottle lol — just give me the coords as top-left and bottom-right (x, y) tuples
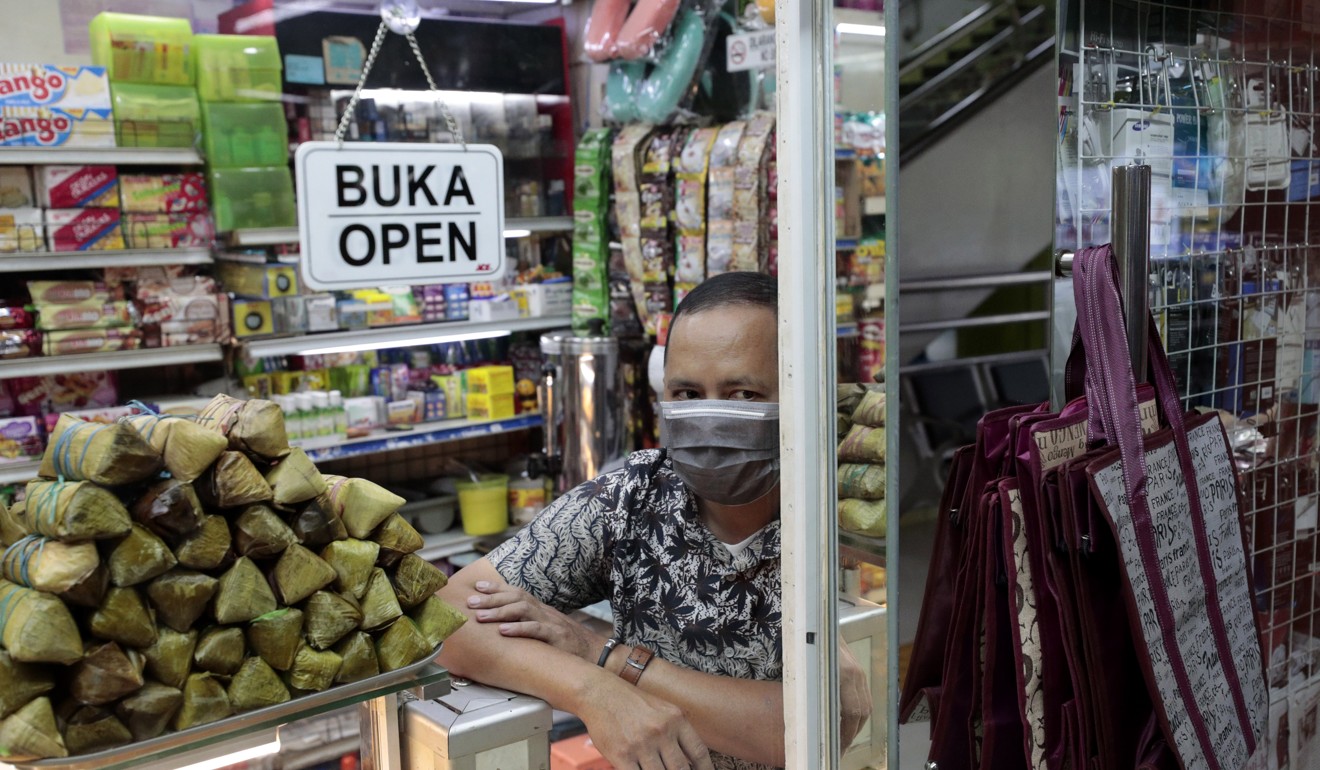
(313, 391), (332, 436)
(330, 390), (347, 437)
(279, 395), (302, 442)
(296, 393), (314, 441)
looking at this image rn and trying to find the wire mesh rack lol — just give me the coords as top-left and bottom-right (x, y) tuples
(1059, 1), (1320, 764)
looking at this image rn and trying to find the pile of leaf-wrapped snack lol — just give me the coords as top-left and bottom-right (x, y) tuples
(0, 394), (467, 759)
(835, 384), (886, 537)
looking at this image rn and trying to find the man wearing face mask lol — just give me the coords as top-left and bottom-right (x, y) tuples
(436, 272), (871, 770)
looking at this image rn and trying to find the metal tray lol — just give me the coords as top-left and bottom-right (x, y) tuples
(4, 650), (450, 770)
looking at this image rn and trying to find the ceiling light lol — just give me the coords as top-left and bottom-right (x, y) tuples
(503, 229), (532, 238)
(837, 23), (886, 37)
(298, 329), (510, 356)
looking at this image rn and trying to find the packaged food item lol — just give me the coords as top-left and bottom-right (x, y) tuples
(42, 328), (141, 356)
(118, 173), (208, 213)
(26, 281), (111, 306)
(0, 65), (112, 111)
(36, 166), (119, 209)
(122, 212), (213, 249)
(35, 300), (133, 331)
(215, 260), (298, 298)
(675, 128), (718, 283)
(466, 366), (515, 395)
(231, 299), (274, 338)
(382, 287), (421, 325)
(0, 329), (40, 359)
(135, 273), (218, 299)
(0, 209), (45, 253)
(0, 107), (115, 148)
(136, 292), (228, 347)
(466, 392), (515, 421)
(0, 306), (34, 331)
(6, 372), (118, 416)
(304, 295), (338, 332)
(0, 416), (43, 465)
(0, 167), (34, 209)
(45, 209), (125, 252)
(41, 405), (138, 433)
(443, 284), (469, 321)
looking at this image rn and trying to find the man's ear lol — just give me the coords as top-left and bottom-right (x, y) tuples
(649, 346), (666, 397)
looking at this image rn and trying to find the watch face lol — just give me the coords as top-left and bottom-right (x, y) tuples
(381, 1), (422, 35)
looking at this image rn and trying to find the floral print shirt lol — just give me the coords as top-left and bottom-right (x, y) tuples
(488, 449), (783, 770)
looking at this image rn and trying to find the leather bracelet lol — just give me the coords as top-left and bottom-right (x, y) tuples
(597, 637), (620, 668)
(620, 645), (654, 686)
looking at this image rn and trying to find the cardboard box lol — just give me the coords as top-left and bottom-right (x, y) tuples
(0, 416), (44, 465)
(119, 172), (208, 213)
(0, 167), (34, 208)
(514, 282), (572, 318)
(45, 208), (125, 252)
(0, 208), (44, 253)
(215, 260), (298, 298)
(231, 298), (274, 337)
(0, 65), (112, 111)
(123, 212), (213, 249)
(468, 296), (523, 323)
(467, 365), (515, 395)
(466, 391), (515, 420)
(304, 294), (338, 332)
(0, 107), (115, 148)
(37, 165), (119, 208)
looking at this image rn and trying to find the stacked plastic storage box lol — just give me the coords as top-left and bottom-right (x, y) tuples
(90, 13), (201, 149)
(192, 35), (295, 232)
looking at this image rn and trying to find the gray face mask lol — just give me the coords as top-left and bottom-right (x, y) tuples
(659, 400), (780, 506)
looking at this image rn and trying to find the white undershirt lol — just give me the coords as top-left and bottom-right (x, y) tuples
(723, 528), (764, 558)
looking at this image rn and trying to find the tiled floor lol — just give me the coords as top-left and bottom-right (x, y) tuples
(894, 509), (939, 769)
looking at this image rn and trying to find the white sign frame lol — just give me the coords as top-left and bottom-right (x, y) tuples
(726, 30), (776, 72)
(294, 141), (506, 291)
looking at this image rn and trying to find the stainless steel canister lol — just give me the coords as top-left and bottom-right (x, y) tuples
(540, 330), (625, 493)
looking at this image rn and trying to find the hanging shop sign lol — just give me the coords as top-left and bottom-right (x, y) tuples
(726, 30), (776, 72)
(294, 142), (506, 291)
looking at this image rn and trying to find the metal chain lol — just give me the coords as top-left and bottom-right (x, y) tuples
(333, 20), (466, 147)
(406, 32), (465, 145)
(334, 21), (390, 146)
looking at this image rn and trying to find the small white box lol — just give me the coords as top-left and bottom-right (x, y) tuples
(0, 208), (44, 252)
(514, 282), (572, 318)
(467, 296), (524, 323)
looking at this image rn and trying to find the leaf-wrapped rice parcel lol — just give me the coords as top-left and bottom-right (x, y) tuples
(0, 697), (67, 759)
(272, 544), (336, 605)
(360, 568), (402, 632)
(213, 556), (278, 625)
(371, 513), (423, 567)
(59, 562), (109, 609)
(131, 479), (205, 540)
(318, 475), (404, 539)
(171, 515), (231, 571)
(174, 673), (232, 731)
(143, 628), (196, 690)
(89, 586), (157, 649)
(193, 627), (245, 676)
(0, 651), (54, 720)
(107, 524), (178, 587)
(196, 451), (273, 510)
(197, 394), (291, 462)
(233, 504), (298, 559)
(322, 539), (380, 599)
(290, 504), (348, 549)
(333, 631), (380, 684)
(70, 642), (145, 706)
(147, 570), (218, 633)
(375, 617), (433, 672)
(227, 657), (290, 711)
(122, 413), (228, 483)
(60, 704), (133, 754)
(0, 535), (99, 594)
(0, 579), (82, 664)
(390, 553), (448, 609)
(265, 448), (327, 508)
(246, 608), (303, 671)
(115, 681), (182, 742)
(39, 414), (162, 486)
(409, 596), (468, 649)
(285, 643), (341, 693)
(303, 590), (362, 650)
(21, 481), (131, 542)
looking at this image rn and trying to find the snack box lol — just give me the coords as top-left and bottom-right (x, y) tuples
(27, 280), (113, 305)
(466, 366), (515, 396)
(0, 329), (39, 360)
(119, 172), (208, 213)
(231, 298), (274, 338)
(0, 307), (33, 331)
(513, 282), (572, 318)
(468, 296), (523, 323)
(0, 416), (43, 465)
(215, 260), (299, 298)
(6, 372), (118, 417)
(0, 107), (115, 147)
(123, 212), (213, 249)
(0, 65), (112, 111)
(135, 274), (219, 300)
(136, 292), (225, 328)
(37, 165), (120, 208)
(43, 327), (141, 356)
(46, 208), (124, 252)
(0, 167), (34, 208)
(0, 208), (44, 253)
(466, 391), (515, 421)
(35, 300), (134, 331)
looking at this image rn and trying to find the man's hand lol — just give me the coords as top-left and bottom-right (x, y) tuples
(467, 579), (607, 664)
(578, 683), (716, 770)
(839, 639), (873, 750)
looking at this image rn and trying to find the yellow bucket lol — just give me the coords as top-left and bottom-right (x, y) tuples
(455, 474), (510, 536)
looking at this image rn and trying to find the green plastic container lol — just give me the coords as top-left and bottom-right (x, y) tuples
(89, 12), (194, 85)
(455, 474), (510, 536)
(111, 83), (200, 148)
(208, 167), (296, 232)
(193, 34), (283, 102)
(202, 102), (288, 168)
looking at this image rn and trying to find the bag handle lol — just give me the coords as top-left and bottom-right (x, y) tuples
(1071, 246), (1257, 765)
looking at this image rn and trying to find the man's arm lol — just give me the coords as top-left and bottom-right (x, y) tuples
(438, 559), (784, 766)
(449, 559), (788, 766)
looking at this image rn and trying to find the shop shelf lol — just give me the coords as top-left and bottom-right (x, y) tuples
(0, 247), (211, 273)
(241, 315), (571, 358)
(0, 344), (223, 378)
(505, 216), (574, 234)
(0, 460), (39, 486)
(0, 147), (204, 166)
(3, 659), (451, 770)
(416, 523), (524, 563)
(226, 226), (300, 246)
(297, 413), (543, 464)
